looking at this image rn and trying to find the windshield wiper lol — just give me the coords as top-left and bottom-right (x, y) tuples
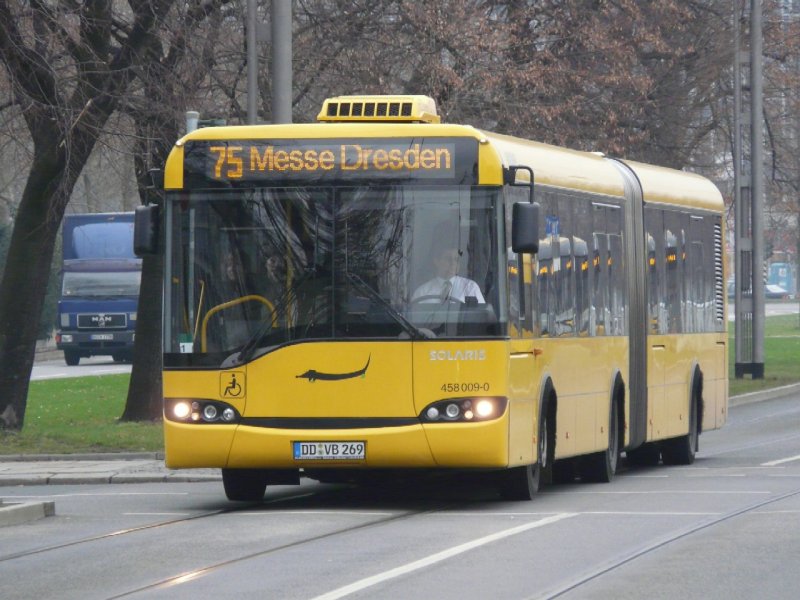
(229, 268), (316, 366)
(345, 272), (431, 340)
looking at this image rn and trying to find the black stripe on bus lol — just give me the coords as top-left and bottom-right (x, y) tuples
(239, 417), (420, 429)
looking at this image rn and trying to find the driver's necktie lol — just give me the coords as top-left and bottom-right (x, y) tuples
(440, 279), (452, 302)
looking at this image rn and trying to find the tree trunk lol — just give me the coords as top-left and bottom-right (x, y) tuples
(121, 252), (164, 421)
(0, 156), (65, 429)
(120, 115), (178, 421)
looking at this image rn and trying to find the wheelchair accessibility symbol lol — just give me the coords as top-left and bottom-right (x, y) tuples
(220, 371), (245, 399)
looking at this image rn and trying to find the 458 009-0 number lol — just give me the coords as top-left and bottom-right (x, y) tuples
(440, 382), (490, 393)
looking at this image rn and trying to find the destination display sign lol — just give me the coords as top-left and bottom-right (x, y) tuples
(182, 138), (478, 186)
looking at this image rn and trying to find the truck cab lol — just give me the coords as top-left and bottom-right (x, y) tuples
(55, 213), (141, 365)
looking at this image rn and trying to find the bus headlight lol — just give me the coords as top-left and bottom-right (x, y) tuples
(172, 401), (191, 420)
(420, 397), (507, 423)
(165, 399), (240, 424)
(475, 399), (495, 418)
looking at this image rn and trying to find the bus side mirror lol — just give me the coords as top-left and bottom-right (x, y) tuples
(134, 204), (161, 256)
(511, 201), (540, 254)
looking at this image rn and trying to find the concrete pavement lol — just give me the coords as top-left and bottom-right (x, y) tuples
(0, 453), (220, 526)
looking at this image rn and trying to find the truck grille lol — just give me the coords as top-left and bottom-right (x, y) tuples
(77, 313), (127, 329)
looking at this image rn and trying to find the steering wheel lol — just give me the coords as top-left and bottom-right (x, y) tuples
(410, 295), (463, 306)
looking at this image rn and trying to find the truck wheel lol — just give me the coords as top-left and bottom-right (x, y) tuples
(64, 351), (80, 366)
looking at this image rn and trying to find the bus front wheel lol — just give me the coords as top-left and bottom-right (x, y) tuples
(499, 402), (551, 500)
(222, 469), (268, 501)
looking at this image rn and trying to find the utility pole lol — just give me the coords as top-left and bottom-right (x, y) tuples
(733, 0), (765, 379)
(247, 0), (258, 124)
(271, 0), (292, 124)
(246, 1), (292, 125)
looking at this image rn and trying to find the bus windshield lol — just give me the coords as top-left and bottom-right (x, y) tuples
(164, 185), (506, 366)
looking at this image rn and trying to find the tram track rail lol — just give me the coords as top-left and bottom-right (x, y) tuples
(538, 484), (800, 600)
(0, 483), (460, 599)
(107, 499), (457, 598)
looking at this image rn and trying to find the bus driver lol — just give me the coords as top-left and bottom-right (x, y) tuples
(412, 242), (485, 304)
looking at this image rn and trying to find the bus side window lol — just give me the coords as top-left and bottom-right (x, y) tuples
(592, 204), (609, 337)
(574, 198), (593, 336)
(689, 215), (706, 333)
(664, 210), (683, 334)
(645, 208), (665, 334)
(555, 195), (575, 337)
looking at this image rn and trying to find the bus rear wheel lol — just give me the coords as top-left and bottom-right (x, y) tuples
(579, 397), (620, 483)
(222, 469), (268, 501)
(662, 379), (700, 465)
(64, 351), (80, 366)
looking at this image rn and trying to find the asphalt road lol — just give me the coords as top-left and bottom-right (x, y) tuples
(1, 392), (799, 599)
(31, 355), (132, 381)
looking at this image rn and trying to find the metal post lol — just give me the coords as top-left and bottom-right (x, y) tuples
(247, 0), (258, 124)
(271, 0), (292, 124)
(733, 3), (746, 373)
(186, 111), (199, 133)
(750, 0), (765, 377)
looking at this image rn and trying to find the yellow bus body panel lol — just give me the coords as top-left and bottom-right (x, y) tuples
(647, 332), (727, 442)
(534, 336), (629, 459)
(164, 422), (236, 468)
(246, 342), (412, 418)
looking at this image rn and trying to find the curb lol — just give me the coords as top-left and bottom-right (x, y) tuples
(0, 452), (164, 462)
(0, 500), (55, 527)
(728, 382), (800, 407)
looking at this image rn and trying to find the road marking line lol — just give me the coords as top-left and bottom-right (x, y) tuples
(686, 473), (746, 477)
(310, 513), (576, 600)
(235, 510), (395, 516)
(762, 454), (800, 467)
(559, 490), (770, 495)
(583, 511), (719, 516)
(125, 512), (192, 516)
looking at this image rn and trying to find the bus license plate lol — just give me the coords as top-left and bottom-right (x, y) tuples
(90, 333), (114, 341)
(293, 441), (366, 461)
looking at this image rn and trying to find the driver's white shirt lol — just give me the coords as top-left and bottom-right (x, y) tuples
(412, 276), (485, 304)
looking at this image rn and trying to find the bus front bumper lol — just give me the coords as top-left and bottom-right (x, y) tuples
(163, 415), (510, 470)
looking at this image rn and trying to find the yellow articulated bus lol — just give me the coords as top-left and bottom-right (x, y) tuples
(136, 94), (727, 501)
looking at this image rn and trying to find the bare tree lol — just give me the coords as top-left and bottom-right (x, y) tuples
(0, 0), (174, 429)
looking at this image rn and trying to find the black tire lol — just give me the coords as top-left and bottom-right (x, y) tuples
(626, 442), (661, 467)
(222, 469), (268, 501)
(579, 397), (620, 483)
(64, 351), (80, 366)
(499, 463), (539, 501)
(499, 399), (551, 500)
(662, 378), (700, 465)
